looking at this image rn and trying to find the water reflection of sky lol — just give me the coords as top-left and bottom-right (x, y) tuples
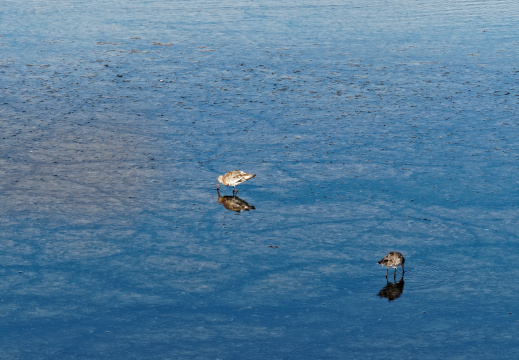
(1, 0), (519, 358)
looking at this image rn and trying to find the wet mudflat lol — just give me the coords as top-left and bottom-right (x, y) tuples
(1, 0), (519, 358)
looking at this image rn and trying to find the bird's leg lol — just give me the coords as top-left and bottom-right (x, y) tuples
(385, 268), (388, 277)
(393, 269), (397, 280)
(402, 264), (405, 274)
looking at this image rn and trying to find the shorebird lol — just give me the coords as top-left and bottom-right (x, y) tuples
(217, 170), (256, 194)
(377, 251), (405, 278)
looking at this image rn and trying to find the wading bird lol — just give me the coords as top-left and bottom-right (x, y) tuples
(217, 170), (256, 195)
(377, 251), (405, 278)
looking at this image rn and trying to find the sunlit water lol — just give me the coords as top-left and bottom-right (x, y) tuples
(1, 0), (519, 358)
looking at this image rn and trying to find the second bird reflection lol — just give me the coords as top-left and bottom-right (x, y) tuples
(217, 191), (255, 213)
(377, 276), (405, 302)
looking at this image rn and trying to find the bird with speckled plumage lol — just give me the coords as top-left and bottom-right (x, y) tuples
(377, 251), (405, 278)
(217, 170), (256, 194)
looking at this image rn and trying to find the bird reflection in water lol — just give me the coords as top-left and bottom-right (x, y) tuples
(377, 276), (405, 302)
(217, 191), (255, 213)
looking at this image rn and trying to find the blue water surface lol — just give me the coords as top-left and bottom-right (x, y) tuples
(1, 0), (519, 358)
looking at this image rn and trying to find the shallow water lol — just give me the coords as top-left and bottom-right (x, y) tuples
(1, 0), (519, 358)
